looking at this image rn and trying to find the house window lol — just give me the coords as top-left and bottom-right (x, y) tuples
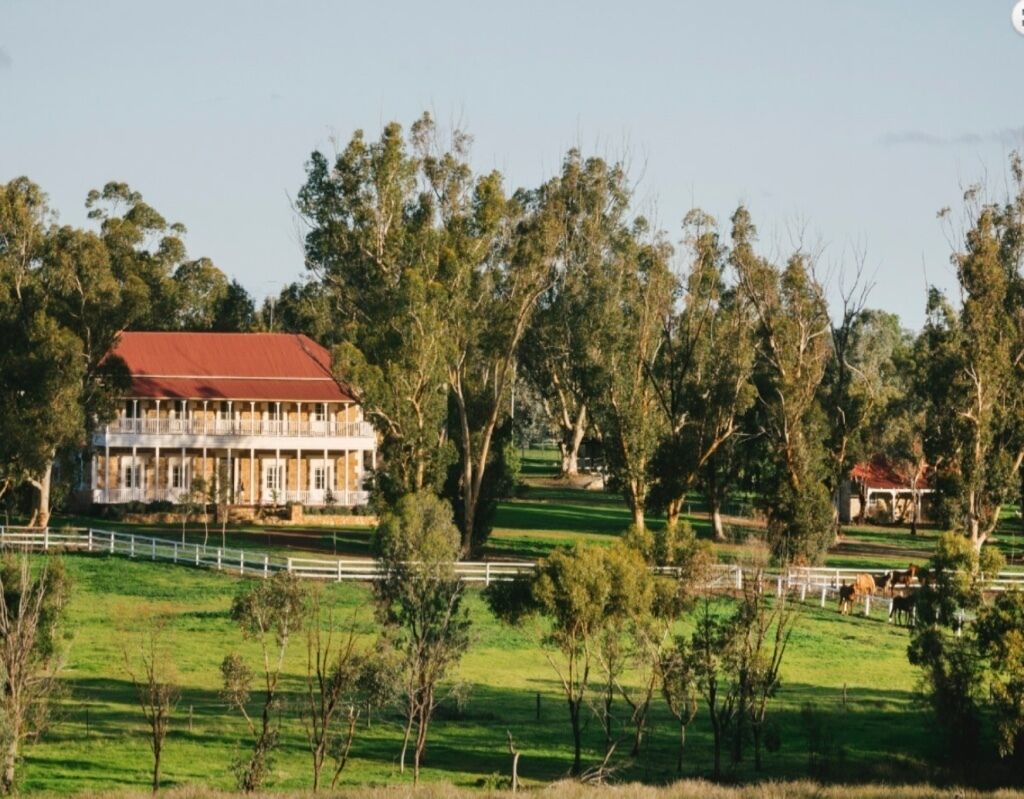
(313, 466), (326, 491)
(171, 464), (185, 489)
(312, 403), (327, 422)
(122, 463), (142, 488)
(265, 465), (283, 491)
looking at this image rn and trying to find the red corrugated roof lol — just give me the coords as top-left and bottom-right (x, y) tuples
(851, 459), (927, 490)
(109, 332), (355, 402)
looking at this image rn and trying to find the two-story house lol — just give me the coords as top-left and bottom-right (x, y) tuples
(89, 331), (376, 507)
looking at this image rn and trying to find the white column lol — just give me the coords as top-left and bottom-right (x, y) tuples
(250, 401), (256, 435)
(203, 400), (208, 435)
(132, 399), (139, 432)
(250, 447), (255, 505)
(275, 402), (281, 435)
(296, 402), (302, 436)
(343, 448), (349, 505)
(104, 444), (110, 502)
(275, 448), (281, 502)
(90, 454), (97, 495)
(227, 400), (233, 434)
(297, 447), (302, 504)
(203, 447), (208, 494)
(155, 446), (160, 501)
(181, 446), (187, 490)
(227, 447), (233, 502)
(131, 445), (138, 501)
(155, 399), (161, 433)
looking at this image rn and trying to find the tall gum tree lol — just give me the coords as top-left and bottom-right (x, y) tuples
(649, 209), (756, 535)
(732, 207), (833, 563)
(924, 159), (1024, 548)
(519, 151), (632, 477)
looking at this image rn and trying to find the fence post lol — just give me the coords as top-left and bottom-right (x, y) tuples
(87, 528), (94, 552)
(337, 560), (343, 583)
(130, 535), (135, 559)
(151, 539), (156, 561)
(240, 552), (245, 576)
(216, 549), (222, 571)
(799, 582), (807, 602)
(736, 566), (743, 590)
(194, 545), (200, 566)
(820, 586), (827, 608)
(485, 562), (491, 587)
(109, 532), (115, 554)
(263, 555), (269, 579)
(887, 597), (894, 622)
(173, 542), (178, 564)
(863, 595), (871, 617)
(835, 568), (840, 589)
(776, 576), (782, 597)
(287, 558), (293, 574)
(44, 527), (50, 552)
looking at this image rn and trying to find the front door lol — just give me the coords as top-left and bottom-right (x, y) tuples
(261, 459), (285, 504)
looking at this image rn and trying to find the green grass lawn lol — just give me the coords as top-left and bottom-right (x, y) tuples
(21, 553), (943, 795)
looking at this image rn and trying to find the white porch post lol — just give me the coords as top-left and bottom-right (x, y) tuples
(297, 447), (302, 504)
(275, 402), (281, 435)
(227, 447), (233, 502)
(227, 400), (233, 433)
(181, 446), (186, 492)
(155, 399), (161, 433)
(343, 448), (349, 505)
(275, 448), (281, 502)
(155, 446), (160, 501)
(104, 444), (110, 502)
(90, 454), (97, 496)
(296, 402), (302, 435)
(202, 447), (208, 497)
(203, 401), (208, 435)
(250, 447), (255, 504)
(250, 401), (255, 435)
(131, 445), (138, 501)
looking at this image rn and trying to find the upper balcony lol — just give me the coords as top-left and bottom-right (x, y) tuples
(93, 415), (376, 449)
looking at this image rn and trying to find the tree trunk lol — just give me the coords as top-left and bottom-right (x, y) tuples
(561, 405), (587, 478)
(2, 732), (18, 795)
(711, 715), (721, 782)
(569, 698), (582, 777)
(29, 460), (53, 528)
(710, 493), (726, 542)
(152, 743), (162, 793)
(753, 721), (762, 770)
(677, 722), (686, 774)
(666, 497), (681, 530)
(398, 710), (414, 774)
(856, 481), (867, 524)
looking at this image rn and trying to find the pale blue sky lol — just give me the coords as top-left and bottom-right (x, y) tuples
(2, 1), (1022, 328)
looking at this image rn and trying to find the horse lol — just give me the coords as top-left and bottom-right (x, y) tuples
(873, 571), (894, 595)
(892, 564), (919, 589)
(838, 583), (857, 616)
(853, 573), (876, 596)
(889, 593), (917, 627)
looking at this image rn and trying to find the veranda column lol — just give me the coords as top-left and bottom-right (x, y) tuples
(155, 399), (161, 433)
(90, 454), (97, 500)
(343, 448), (349, 505)
(203, 447), (208, 499)
(296, 447), (302, 504)
(296, 402), (302, 436)
(203, 400), (208, 435)
(250, 447), (255, 505)
(155, 446), (161, 502)
(103, 445), (110, 503)
(181, 446), (186, 493)
(250, 401), (256, 435)
(131, 445), (138, 501)
(227, 447), (233, 502)
(275, 448), (282, 503)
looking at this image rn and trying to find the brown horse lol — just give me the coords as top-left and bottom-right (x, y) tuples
(852, 573), (876, 596)
(873, 571), (894, 595)
(838, 583), (857, 616)
(892, 564), (919, 589)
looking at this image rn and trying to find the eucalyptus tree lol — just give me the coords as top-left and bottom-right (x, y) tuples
(299, 114), (551, 554)
(649, 209), (756, 534)
(923, 160), (1024, 548)
(297, 118), (455, 503)
(519, 151), (632, 476)
(584, 221), (675, 530)
(170, 256), (230, 330)
(731, 206), (833, 563)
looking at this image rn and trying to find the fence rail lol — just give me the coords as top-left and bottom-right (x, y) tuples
(0, 527), (1021, 609)
(103, 417), (375, 439)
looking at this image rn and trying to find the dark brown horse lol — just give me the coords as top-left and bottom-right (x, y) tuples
(889, 593), (917, 627)
(838, 583), (857, 616)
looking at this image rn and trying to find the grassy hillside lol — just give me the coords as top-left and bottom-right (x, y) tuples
(18, 553), (944, 795)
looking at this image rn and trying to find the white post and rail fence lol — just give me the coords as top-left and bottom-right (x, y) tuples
(0, 527), (1022, 615)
